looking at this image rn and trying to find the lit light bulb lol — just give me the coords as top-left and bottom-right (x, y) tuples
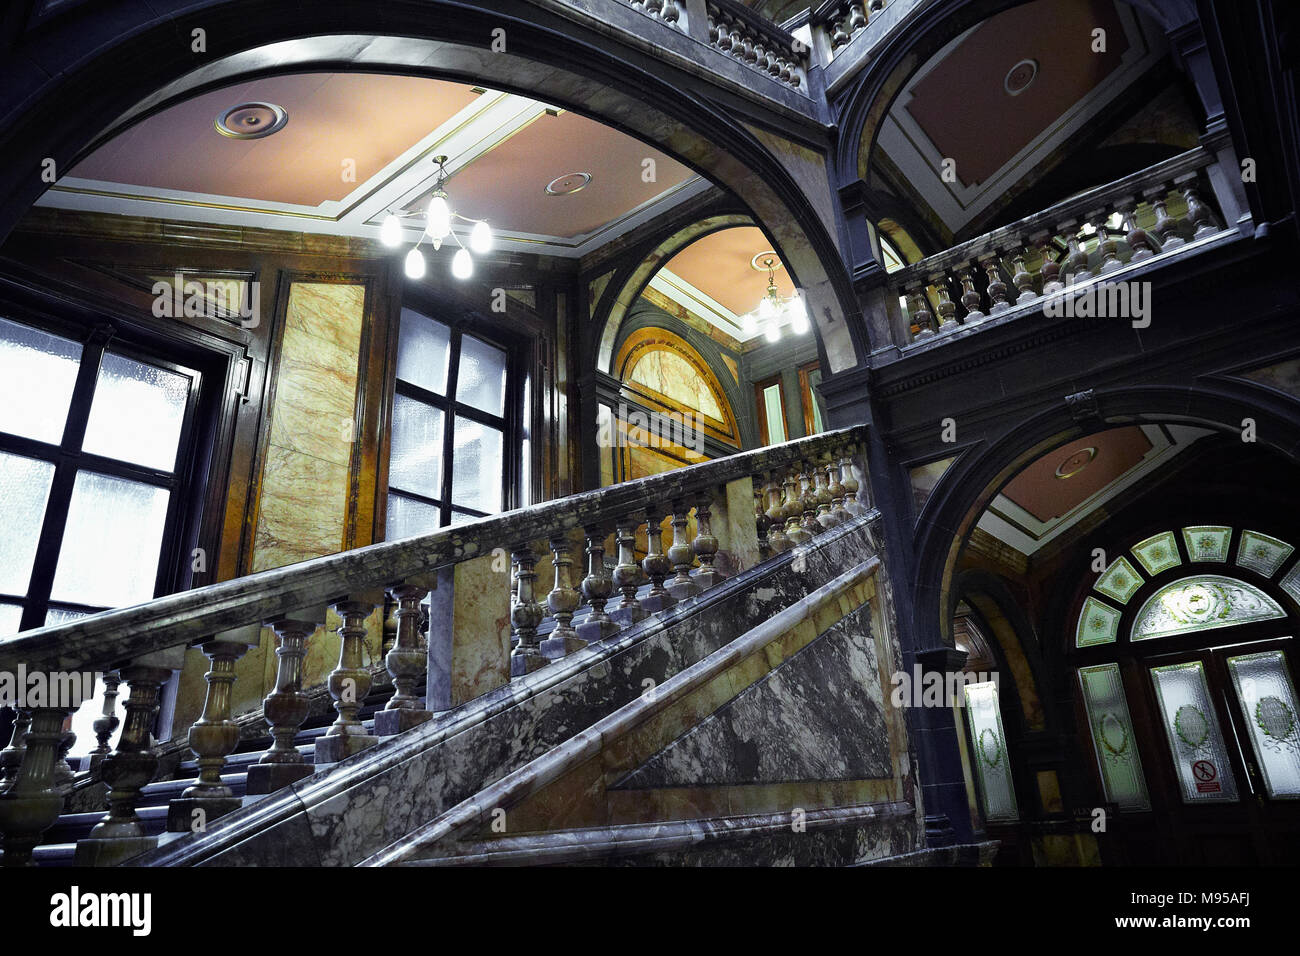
(788, 293), (810, 334)
(742, 312), (757, 336)
(758, 296), (776, 320)
(765, 320), (781, 343)
(404, 248), (425, 279)
(452, 248), (473, 280)
(427, 195), (451, 240)
(380, 213), (402, 248)
(470, 220), (493, 255)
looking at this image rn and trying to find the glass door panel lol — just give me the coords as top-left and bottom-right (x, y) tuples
(1149, 660), (1241, 803)
(1225, 649), (1300, 799)
(1078, 663), (1151, 810)
(963, 680), (1019, 822)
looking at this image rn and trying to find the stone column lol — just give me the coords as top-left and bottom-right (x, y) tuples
(247, 607), (325, 794)
(168, 625), (259, 831)
(376, 585), (434, 731)
(0, 706), (70, 866)
(427, 555), (511, 711)
(316, 596), (383, 763)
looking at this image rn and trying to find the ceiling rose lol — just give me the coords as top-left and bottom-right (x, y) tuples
(215, 102), (288, 139)
(545, 172), (592, 196)
(750, 250), (783, 272)
(1055, 446), (1097, 479)
(1004, 59), (1038, 96)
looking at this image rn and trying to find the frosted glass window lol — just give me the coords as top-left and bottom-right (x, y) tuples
(1149, 661), (1240, 803)
(1226, 650), (1300, 799)
(1235, 530), (1295, 578)
(1131, 531), (1181, 576)
(388, 393), (443, 499)
(1183, 526), (1232, 563)
(395, 309), (450, 395)
(49, 471), (170, 608)
(1132, 575), (1285, 641)
(963, 680), (1018, 822)
(385, 493), (442, 541)
(1076, 596), (1121, 647)
(0, 316), (82, 444)
(456, 335), (507, 416)
(0, 602), (22, 637)
(0, 451), (56, 596)
(1094, 556), (1144, 604)
(1078, 664), (1150, 810)
(81, 352), (190, 472)
(762, 385), (786, 444)
(451, 420), (503, 514)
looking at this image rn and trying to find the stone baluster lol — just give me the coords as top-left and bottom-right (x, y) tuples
(609, 515), (648, 627)
(830, 8), (852, 50)
(908, 287), (935, 341)
(1033, 232), (1064, 295)
(75, 656), (179, 865)
(982, 255), (1011, 313)
(381, 594), (399, 658)
(1146, 184), (1185, 249)
(959, 266), (985, 323)
(753, 476), (771, 556)
(1090, 211), (1123, 273)
(870, 0), (885, 9)
(691, 489), (724, 589)
(765, 471), (791, 553)
(1118, 197), (1158, 261)
(87, 673), (121, 770)
(247, 608), (324, 793)
(666, 498), (701, 601)
(1010, 247), (1037, 304)
(168, 626), (259, 831)
(52, 723), (76, 786)
(828, 454), (852, 524)
(640, 505), (676, 613)
(814, 455), (839, 529)
(510, 546), (547, 674)
(1062, 224), (1092, 285)
(840, 446), (866, 516)
(0, 709), (31, 790)
(316, 598), (381, 764)
(848, 3), (867, 32)
(541, 534), (585, 661)
(376, 585), (434, 724)
(661, 0), (680, 25)
(575, 525), (618, 643)
(1181, 178), (1220, 238)
(782, 465), (810, 547)
(933, 274), (958, 330)
(798, 462), (822, 538)
(0, 706), (72, 866)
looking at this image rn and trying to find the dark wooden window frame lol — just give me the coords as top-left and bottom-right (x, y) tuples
(754, 373), (789, 447)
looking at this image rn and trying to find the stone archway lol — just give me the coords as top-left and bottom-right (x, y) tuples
(0, 2), (866, 371)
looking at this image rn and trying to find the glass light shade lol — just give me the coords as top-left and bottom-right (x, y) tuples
(426, 195), (452, 240)
(764, 320), (781, 343)
(380, 213), (403, 247)
(451, 248), (473, 280)
(742, 312), (757, 335)
(404, 248), (426, 279)
(758, 296), (776, 320)
(788, 293), (810, 333)
(469, 220), (493, 255)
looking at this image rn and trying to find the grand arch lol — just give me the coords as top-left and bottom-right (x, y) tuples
(0, 1), (867, 371)
(911, 380), (1300, 654)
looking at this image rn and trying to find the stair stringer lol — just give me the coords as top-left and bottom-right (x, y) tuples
(128, 514), (885, 866)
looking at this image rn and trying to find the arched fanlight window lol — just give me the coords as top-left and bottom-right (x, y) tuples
(1131, 575), (1286, 641)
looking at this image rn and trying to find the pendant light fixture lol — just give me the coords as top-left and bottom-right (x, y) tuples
(745, 254), (809, 341)
(380, 155), (493, 281)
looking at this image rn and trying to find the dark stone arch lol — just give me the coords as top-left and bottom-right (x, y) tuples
(0, 1), (869, 370)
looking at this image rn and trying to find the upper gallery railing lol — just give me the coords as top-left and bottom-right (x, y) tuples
(884, 146), (1233, 349)
(0, 425), (871, 865)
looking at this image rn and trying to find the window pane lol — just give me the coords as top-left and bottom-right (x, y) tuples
(49, 471), (170, 608)
(389, 393), (444, 499)
(1132, 575), (1285, 641)
(762, 384), (785, 444)
(0, 451), (56, 596)
(1149, 660), (1240, 803)
(0, 602), (22, 637)
(396, 309), (450, 395)
(451, 420), (503, 513)
(1226, 650), (1300, 799)
(386, 492), (442, 541)
(0, 316), (82, 444)
(1078, 664), (1151, 810)
(456, 335), (507, 416)
(81, 352), (191, 472)
(963, 680), (1018, 822)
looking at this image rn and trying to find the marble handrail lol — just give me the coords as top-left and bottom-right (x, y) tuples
(0, 425), (868, 675)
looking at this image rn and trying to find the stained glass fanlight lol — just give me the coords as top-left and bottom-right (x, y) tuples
(1131, 575), (1285, 641)
(1076, 596), (1121, 647)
